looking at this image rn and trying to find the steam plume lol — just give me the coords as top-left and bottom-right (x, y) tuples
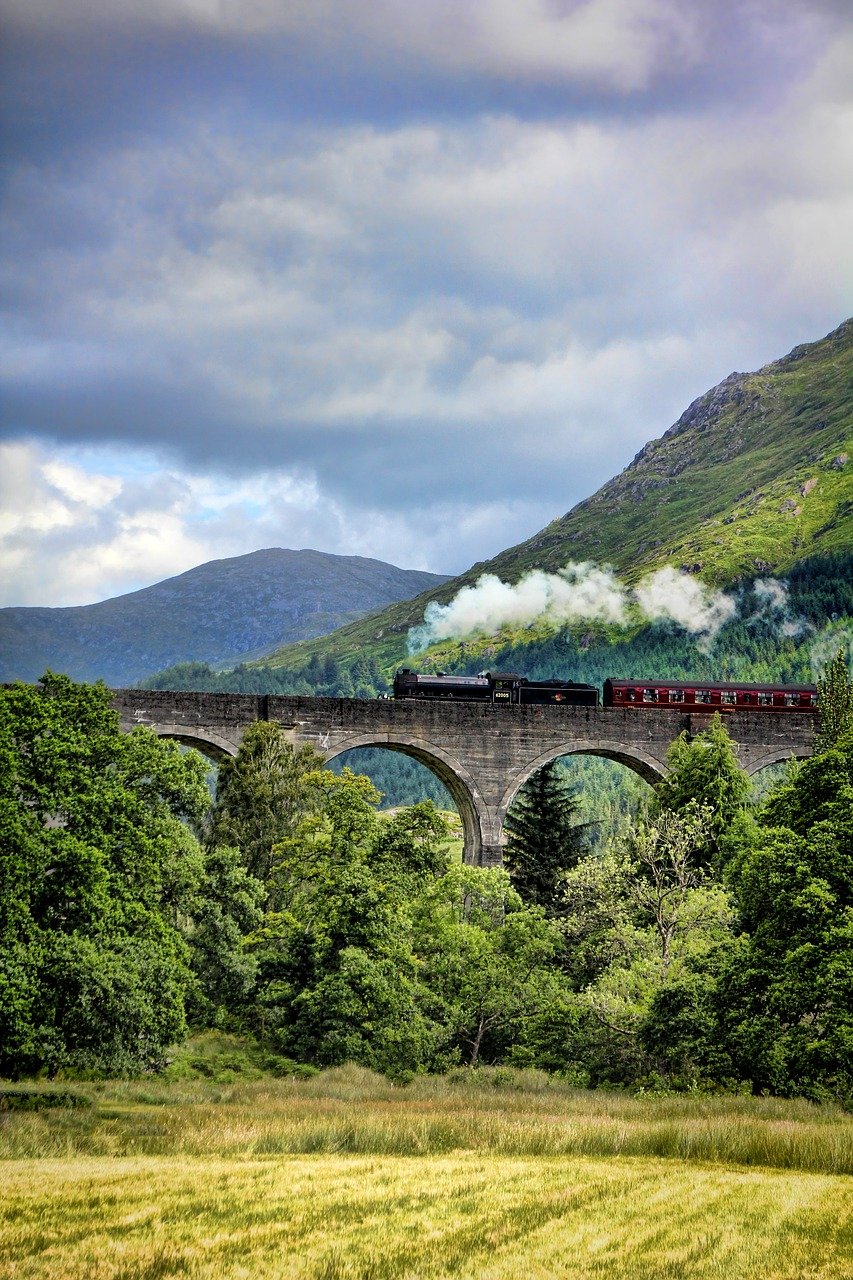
(809, 625), (853, 679)
(634, 565), (736, 635)
(407, 561), (740, 654)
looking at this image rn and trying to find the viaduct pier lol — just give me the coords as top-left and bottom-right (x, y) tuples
(113, 690), (815, 866)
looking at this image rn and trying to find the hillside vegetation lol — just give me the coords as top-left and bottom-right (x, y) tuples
(249, 317), (852, 679)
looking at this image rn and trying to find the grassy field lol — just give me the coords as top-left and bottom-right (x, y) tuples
(2, 1066), (853, 1279)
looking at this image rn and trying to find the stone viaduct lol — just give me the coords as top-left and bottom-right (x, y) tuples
(112, 690), (815, 867)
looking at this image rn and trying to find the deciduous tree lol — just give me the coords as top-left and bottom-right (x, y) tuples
(720, 728), (853, 1103)
(560, 804), (738, 1083)
(652, 714), (750, 866)
(249, 772), (452, 1076)
(204, 721), (324, 886)
(815, 646), (853, 753)
(0, 673), (211, 1077)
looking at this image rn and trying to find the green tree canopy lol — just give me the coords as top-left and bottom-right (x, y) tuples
(204, 721), (324, 886)
(0, 673), (211, 1077)
(560, 804), (738, 1084)
(652, 714), (750, 866)
(816, 646), (853, 753)
(720, 728), (853, 1104)
(248, 771), (453, 1077)
(413, 864), (567, 1067)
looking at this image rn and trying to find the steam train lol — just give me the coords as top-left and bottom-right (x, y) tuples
(392, 669), (819, 714)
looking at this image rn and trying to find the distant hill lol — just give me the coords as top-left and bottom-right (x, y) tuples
(0, 549), (449, 686)
(252, 316), (853, 677)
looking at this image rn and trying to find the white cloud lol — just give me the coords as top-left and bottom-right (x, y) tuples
(1, 1), (850, 608)
(0, 442), (550, 606)
(40, 459), (122, 508)
(6, 89), (850, 470)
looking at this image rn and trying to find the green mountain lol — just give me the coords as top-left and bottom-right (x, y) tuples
(0, 548), (449, 686)
(252, 317), (852, 678)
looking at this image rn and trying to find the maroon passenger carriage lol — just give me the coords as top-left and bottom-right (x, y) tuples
(603, 679), (818, 713)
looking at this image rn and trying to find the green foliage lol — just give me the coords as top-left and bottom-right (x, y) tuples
(721, 729), (853, 1105)
(184, 846), (265, 1028)
(652, 714), (751, 866)
(816, 646), (853, 752)
(163, 1030), (317, 1082)
(141, 654), (390, 700)
(503, 761), (590, 912)
(412, 865), (569, 1067)
(204, 720), (325, 884)
(0, 1088), (91, 1110)
(560, 804), (739, 1085)
(247, 772), (454, 1078)
(0, 673), (211, 1077)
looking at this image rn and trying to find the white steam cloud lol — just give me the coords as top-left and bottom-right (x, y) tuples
(808, 625), (853, 680)
(633, 565), (737, 637)
(752, 577), (804, 638)
(408, 561), (740, 653)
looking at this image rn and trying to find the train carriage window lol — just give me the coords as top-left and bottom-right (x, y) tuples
(643, 688), (658, 703)
(695, 690), (712, 704)
(808, 693), (818, 707)
(758, 692), (773, 706)
(668, 690), (685, 703)
(741, 692), (752, 705)
(784, 693), (798, 706)
(721, 691), (736, 705)
(626, 689), (636, 702)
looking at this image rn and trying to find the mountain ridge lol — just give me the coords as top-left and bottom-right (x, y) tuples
(249, 316), (852, 676)
(0, 548), (450, 685)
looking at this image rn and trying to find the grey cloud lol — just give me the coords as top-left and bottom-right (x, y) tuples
(1, 0), (850, 606)
(3, 84), (851, 521)
(0, 439), (551, 604)
(0, 1), (843, 172)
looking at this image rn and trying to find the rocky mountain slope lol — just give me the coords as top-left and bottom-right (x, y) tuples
(253, 316), (852, 677)
(0, 549), (449, 685)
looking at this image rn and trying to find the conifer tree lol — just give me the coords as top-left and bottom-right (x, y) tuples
(503, 761), (589, 914)
(816, 646), (853, 753)
(204, 721), (324, 885)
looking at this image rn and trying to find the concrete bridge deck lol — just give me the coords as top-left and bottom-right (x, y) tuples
(113, 689), (814, 866)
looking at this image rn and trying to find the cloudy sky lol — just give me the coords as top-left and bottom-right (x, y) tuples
(1, 0), (851, 607)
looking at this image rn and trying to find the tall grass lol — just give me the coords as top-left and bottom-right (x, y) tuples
(1, 1065), (852, 1176)
(2, 1068), (853, 1278)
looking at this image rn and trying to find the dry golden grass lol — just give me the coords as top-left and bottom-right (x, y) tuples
(3, 1153), (853, 1279)
(2, 1067), (853, 1278)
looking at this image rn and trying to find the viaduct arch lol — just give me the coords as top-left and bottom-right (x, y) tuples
(113, 689), (815, 867)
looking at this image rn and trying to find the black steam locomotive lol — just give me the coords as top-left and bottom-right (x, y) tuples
(392, 669), (599, 706)
(392, 670), (819, 714)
